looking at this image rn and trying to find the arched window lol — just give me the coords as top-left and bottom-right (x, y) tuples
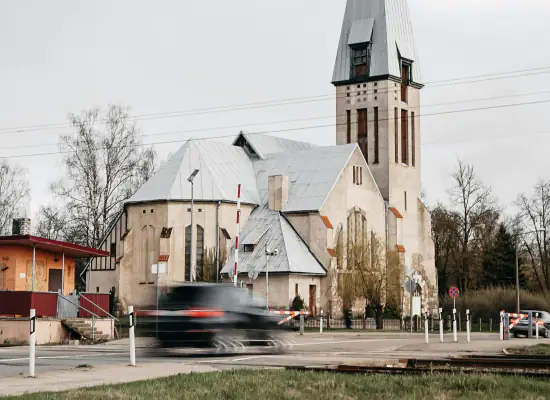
(185, 225), (205, 281)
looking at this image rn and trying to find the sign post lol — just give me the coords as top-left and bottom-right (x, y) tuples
(466, 309), (471, 343)
(448, 287), (459, 343)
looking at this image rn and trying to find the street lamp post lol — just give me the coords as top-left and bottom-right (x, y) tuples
(187, 169), (199, 283)
(265, 246), (278, 310)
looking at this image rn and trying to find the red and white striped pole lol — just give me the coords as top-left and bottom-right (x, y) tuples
(233, 184), (241, 286)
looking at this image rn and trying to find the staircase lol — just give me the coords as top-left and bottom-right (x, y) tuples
(62, 318), (109, 342)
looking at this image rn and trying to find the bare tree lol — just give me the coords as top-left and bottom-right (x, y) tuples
(0, 161), (30, 235)
(335, 224), (399, 329)
(516, 180), (550, 291)
(448, 160), (498, 293)
(48, 105), (157, 247)
(430, 203), (460, 295)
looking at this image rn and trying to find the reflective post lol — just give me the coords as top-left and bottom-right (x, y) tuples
(452, 308), (457, 342)
(528, 311), (533, 339)
(439, 308), (444, 343)
(499, 311), (504, 340)
(466, 310), (471, 343)
(29, 309), (36, 378)
(128, 306), (136, 366)
(536, 313), (540, 340)
(424, 311), (429, 344)
(320, 310), (324, 335)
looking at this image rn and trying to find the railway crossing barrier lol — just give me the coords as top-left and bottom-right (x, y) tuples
(499, 311), (543, 340)
(270, 310), (310, 335)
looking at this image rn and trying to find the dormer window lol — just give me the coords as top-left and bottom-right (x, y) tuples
(352, 45), (371, 79)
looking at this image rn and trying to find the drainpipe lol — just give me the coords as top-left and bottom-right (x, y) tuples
(216, 201), (221, 283)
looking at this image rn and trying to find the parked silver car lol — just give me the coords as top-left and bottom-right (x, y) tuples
(510, 310), (550, 338)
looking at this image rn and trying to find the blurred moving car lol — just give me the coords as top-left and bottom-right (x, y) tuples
(510, 310), (550, 338)
(139, 283), (290, 352)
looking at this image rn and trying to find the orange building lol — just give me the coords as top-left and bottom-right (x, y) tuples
(0, 235), (109, 296)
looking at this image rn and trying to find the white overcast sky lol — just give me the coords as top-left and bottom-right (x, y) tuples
(1, 0), (549, 219)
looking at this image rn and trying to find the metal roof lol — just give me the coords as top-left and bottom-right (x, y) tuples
(221, 205), (326, 277)
(233, 132), (318, 159)
(0, 235), (109, 258)
(253, 144), (357, 213)
(348, 18), (374, 46)
(332, 0), (422, 84)
(127, 139), (260, 205)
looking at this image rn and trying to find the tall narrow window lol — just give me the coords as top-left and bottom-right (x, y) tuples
(357, 109), (368, 162)
(374, 107), (379, 164)
(346, 110), (351, 144)
(401, 63), (410, 103)
(394, 108), (399, 163)
(401, 110), (408, 165)
(185, 225), (192, 281)
(411, 112), (416, 167)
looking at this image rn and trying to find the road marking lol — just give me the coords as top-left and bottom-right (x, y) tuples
(292, 339), (389, 346)
(0, 352), (121, 363)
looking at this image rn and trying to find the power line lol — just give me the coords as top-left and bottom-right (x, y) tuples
(2, 97), (550, 161)
(1, 65), (550, 135)
(3, 88), (550, 153)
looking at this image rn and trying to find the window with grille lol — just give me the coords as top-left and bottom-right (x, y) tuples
(352, 166), (363, 185)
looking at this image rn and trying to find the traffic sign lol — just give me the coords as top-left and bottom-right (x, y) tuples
(448, 287), (460, 299)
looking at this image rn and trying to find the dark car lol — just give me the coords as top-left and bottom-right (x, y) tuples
(510, 310), (550, 338)
(139, 283), (290, 352)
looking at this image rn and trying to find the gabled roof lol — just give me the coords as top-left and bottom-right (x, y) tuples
(233, 132), (318, 159)
(127, 139), (260, 205)
(220, 205), (326, 277)
(253, 144), (357, 213)
(332, 0), (422, 85)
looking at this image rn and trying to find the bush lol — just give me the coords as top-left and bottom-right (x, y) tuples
(441, 287), (550, 319)
(291, 295), (305, 311)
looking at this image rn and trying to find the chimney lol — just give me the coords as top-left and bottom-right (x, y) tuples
(268, 175), (289, 211)
(12, 218), (31, 235)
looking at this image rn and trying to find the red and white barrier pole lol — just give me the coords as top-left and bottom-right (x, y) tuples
(233, 184), (241, 287)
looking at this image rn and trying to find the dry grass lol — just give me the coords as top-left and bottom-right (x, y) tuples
(3, 370), (550, 400)
(508, 344), (550, 356)
(442, 287), (550, 319)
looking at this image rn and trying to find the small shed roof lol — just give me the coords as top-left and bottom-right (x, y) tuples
(0, 235), (110, 258)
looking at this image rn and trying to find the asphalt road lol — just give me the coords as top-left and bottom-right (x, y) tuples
(1, 332), (547, 378)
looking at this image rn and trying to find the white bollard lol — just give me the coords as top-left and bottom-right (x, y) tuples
(439, 308), (444, 343)
(128, 306), (136, 366)
(452, 309), (457, 342)
(499, 311), (504, 341)
(424, 312), (429, 344)
(536, 313), (539, 340)
(29, 309), (36, 378)
(466, 309), (471, 343)
(320, 310), (324, 335)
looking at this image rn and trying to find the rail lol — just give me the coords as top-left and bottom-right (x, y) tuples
(79, 294), (119, 322)
(58, 294), (107, 320)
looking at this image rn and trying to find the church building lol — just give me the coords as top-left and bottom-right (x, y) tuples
(86, 0), (438, 317)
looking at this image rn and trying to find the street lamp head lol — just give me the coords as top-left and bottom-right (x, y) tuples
(187, 169), (199, 183)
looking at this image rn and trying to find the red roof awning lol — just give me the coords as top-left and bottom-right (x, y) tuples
(0, 235), (109, 258)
